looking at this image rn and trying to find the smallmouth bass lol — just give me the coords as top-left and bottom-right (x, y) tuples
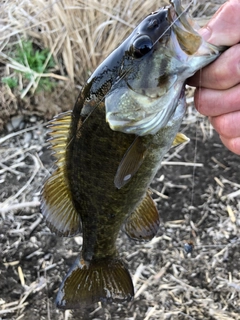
(41, 0), (226, 309)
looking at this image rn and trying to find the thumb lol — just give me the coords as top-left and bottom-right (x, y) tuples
(199, 0), (240, 46)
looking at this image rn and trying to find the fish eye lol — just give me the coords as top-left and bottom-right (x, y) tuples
(131, 35), (153, 58)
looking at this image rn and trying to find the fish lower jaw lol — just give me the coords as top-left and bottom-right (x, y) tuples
(106, 92), (186, 136)
(195, 41), (222, 58)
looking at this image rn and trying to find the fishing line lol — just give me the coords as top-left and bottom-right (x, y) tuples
(92, 0), (196, 102)
(186, 66), (203, 252)
(152, 0), (195, 48)
(189, 94), (198, 236)
(179, 0), (199, 252)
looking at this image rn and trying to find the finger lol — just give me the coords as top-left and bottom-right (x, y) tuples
(194, 83), (240, 117)
(210, 111), (240, 139)
(200, 0), (240, 46)
(219, 135), (240, 156)
(188, 44), (240, 89)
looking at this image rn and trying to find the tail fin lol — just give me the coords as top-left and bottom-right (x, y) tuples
(56, 255), (134, 309)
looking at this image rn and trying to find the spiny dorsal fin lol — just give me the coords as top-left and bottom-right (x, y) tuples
(114, 136), (148, 189)
(172, 132), (190, 147)
(41, 111), (81, 237)
(124, 191), (160, 241)
(56, 255), (134, 309)
(47, 111), (72, 164)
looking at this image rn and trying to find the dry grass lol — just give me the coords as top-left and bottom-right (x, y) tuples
(0, 0), (163, 84)
(0, 0), (166, 127)
(0, 0), (224, 126)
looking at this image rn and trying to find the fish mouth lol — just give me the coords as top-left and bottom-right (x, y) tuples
(168, 0), (223, 57)
(105, 1), (194, 136)
(168, 0), (203, 55)
(106, 0), (223, 137)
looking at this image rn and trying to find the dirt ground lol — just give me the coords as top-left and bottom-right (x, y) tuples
(1, 107), (240, 320)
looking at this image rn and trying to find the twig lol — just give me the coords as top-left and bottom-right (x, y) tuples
(211, 156), (228, 169)
(220, 177), (240, 189)
(162, 161), (203, 167)
(132, 263), (146, 286)
(0, 201), (40, 214)
(164, 143), (188, 162)
(144, 306), (157, 320)
(0, 302), (28, 314)
(151, 188), (169, 199)
(25, 249), (44, 259)
(27, 215), (43, 234)
(0, 162), (25, 176)
(0, 125), (43, 145)
(221, 189), (240, 201)
(135, 262), (171, 298)
(1, 153), (41, 206)
(18, 266), (25, 286)
(226, 205), (236, 223)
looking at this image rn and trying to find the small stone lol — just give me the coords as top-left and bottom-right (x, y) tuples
(11, 115), (24, 130)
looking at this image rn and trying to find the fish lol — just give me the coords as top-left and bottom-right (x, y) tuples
(41, 0), (226, 309)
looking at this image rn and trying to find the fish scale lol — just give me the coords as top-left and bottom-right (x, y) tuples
(41, 0), (226, 309)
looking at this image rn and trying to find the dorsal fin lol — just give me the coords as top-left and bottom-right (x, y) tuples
(41, 111), (81, 237)
(124, 191), (160, 241)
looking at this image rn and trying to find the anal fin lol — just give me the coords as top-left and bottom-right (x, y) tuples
(56, 255), (134, 309)
(124, 191), (160, 241)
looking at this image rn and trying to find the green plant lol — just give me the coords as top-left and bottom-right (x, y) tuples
(2, 76), (18, 89)
(2, 39), (56, 94)
(16, 41), (55, 74)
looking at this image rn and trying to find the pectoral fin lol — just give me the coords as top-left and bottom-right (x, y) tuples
(124, 191), (160, 241)
(114, 136), (148, 189)
(172, 132), (189, 147)
(41, 112), (81, 236)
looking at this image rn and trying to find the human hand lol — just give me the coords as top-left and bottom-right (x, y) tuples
(188, 0), (240, 155)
